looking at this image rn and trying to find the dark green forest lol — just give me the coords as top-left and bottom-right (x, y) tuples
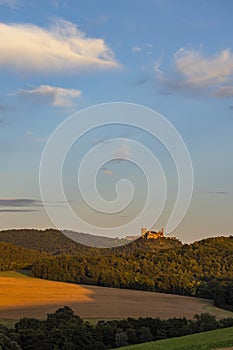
(0, 229), (233, 311)
(1, 306), (233, 350)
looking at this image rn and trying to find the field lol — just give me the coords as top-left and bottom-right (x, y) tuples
(117, 327), (233, 350)
(0, 271), (233, 321)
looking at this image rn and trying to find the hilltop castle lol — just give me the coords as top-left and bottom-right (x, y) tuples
(125, 228), (165, 241)
(141, 228), (164, 239)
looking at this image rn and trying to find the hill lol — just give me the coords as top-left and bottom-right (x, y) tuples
(0, 229), (233, 313)
(113, 235), (182, 254)
(30, 235), (233, 312)
(1, 271), (232, 320)
(63, 229), (130, 248)
(0, 228), (94, 255)
(0, 228), (183, 254)
(117, 326), (233, 350)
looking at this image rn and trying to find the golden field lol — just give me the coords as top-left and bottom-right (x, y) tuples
(0, 272), (233, 320)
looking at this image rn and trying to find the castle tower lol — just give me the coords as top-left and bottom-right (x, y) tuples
(141, 228), (148, 236)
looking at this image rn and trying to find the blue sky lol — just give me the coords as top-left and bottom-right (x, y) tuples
(0, 0), (233, 243)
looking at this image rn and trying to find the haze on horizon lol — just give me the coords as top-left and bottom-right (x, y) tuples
(0, 0), (233, 244)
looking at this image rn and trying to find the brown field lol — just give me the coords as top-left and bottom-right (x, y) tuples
(0, 272), (233, 320)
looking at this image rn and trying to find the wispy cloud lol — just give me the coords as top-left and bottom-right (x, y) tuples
(0, 0), (20, 8)
(132, 46), (142, 53)
(26, 130), (47, 143)
(213, 86), (233, 98)
(107, 140), (132, 167)
(154, 60), (163, 77)
(209, 191), (230, 195)
(16, 85), (82, 107)
(0, 198), (42, 207)
(0, 209), (39, 212)
(174, 48), (233, 87)
(160, 48), (233, 97)
(0, 198), (67, 210)
(102, 167), (113, 175)
(0, 19), (120, 74)
(113, 140), (132, 160)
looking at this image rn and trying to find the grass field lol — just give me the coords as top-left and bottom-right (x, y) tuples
(0, 271), (29, 278)
(117, 327), (233, 350)
(0, 271), (233, 322)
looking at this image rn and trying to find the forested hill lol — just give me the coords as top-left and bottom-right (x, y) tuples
(29, 234), (232, 313)
(113, 235), (182, 254)
(0, 228), (94, 255)
(0, 228), (181, 254)
(0, 228), (233, 311)
(63, 229), (130, 248)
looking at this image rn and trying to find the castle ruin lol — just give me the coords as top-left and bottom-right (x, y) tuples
(141, 228), (164, 239)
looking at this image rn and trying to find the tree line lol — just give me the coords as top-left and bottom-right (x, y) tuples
(1, 306), (233, 350)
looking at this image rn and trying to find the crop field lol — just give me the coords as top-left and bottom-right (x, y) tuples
(0, 272), (233, 321)
(117, 327), (233, 350)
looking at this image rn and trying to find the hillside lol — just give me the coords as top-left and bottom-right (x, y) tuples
(0, 228), (183, 254)
(0, 228), (183, 256)
(1, 272), (232, 320)
(117, 326), (233, 350)
(0, 304), (233, 350)
(113, 235), (182, 254)
(30, 235), (233, 312)
(0, 228), (94, 255)
(63, 229), (131, 248)
(0, 241), (48, 271)
(0, 229), (233, 313)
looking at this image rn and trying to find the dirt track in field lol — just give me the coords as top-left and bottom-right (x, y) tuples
(0, 275), (233, 320)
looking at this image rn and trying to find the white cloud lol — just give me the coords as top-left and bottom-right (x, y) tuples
(160, 48), (233, 98)
(17, 85), (82, 107)
(132, 46), (142, 53)
(0, 19), (120, 73)
(113, 140), (132, 160)
(174, 48), (233, 88)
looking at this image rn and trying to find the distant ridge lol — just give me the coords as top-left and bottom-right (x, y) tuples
(0, 228), (92, 254)
(0, 228), (182, 253)
(63, 229), (131, 248)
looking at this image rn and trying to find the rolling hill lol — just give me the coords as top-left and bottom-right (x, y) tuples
(63, 229), (131, 247)
(0, 229), (232, 314)
(117, 326), (233, 350)
(0, 228), (92, 254)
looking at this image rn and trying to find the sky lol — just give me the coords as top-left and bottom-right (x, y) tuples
(0, 0), (233, 243)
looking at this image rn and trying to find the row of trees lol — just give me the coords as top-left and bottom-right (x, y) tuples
(1, 306), (233, 349)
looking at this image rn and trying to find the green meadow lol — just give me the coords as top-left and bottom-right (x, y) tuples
(117, 326), (233, 350)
